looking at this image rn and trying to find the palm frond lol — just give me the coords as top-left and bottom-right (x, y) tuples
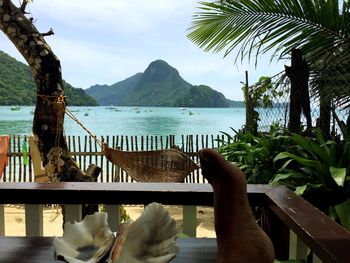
(188, 0), (350, 64)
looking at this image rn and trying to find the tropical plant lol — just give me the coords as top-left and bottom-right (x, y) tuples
(220, 123), (291, 184)
(272, 128), (350, 230)
(220, 122), (350, 230)
(244, 75), (285, 134)
(188, 0), (350, 106)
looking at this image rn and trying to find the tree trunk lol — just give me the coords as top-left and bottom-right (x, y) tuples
(1, 0), (101, 220)
(0, 1), (99, 183)
(285, 49), (311, 133)
(319, 90), (331, 139)
(244, 71), (257, 135)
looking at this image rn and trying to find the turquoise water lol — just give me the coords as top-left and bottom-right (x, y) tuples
(0, 106), (245, 138)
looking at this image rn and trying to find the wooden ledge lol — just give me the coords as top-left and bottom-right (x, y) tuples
(0, 182), (269, 205)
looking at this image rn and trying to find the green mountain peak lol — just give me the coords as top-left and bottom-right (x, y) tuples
(142, 60), (179, 83)
(86, 60), (244, 108)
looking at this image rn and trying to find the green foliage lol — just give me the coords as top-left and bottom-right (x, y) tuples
(99, 205), (130, 223)
(220, 124), (350, 230)
(220, 123), (291, 184)
(188, 0), (350, 106)
(188, 0), (350, 65)
(244, 76), (284, 134)
(186, 85), (230, 107)
(272, 129), (350, 229)
(63, 81), (98, 106)
(177, 233), (189, 238)
(86, 60), (242, 107)
(120, 205), (131, 223)
(0, 50), (98, 106)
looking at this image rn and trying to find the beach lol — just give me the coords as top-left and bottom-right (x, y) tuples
(3, 204), (216, 238)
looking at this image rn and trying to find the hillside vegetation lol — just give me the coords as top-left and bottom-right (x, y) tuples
(0, 50), (98, 106)
(87, 60), (244, 107)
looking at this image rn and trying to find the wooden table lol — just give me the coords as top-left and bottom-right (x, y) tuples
(0, 237), (217, 262)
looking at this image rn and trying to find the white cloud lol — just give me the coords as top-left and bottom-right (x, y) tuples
(29, 0), (193, 34)
(1, 0), (285, 101)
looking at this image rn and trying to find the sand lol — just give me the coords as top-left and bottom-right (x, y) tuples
(3, 204), (216, 238)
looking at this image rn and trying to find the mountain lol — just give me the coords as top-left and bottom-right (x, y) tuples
(0, 50), (98, 106)
(86, 60), (244, 107)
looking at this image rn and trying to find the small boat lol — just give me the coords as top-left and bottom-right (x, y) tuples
(105, 106), (116, 110)
(10, 106), (21, 111)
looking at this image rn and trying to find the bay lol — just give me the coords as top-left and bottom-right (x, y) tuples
(0, 106), (245, 142)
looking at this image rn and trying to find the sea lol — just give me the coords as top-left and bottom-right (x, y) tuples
(0, 106), (246, 141)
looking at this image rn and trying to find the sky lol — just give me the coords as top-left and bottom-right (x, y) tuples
(0, 0), (286, 101)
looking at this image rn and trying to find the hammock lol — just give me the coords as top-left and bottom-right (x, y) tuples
(103, 144), (199, 182)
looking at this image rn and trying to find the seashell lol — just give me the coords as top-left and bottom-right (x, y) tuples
(53, 212), (115, 263)
(108, 202), (179, 263)
(53, 203), (178, 263)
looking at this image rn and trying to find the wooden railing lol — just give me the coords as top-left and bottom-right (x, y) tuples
(0, 183), (349, 262)
(2, 134), (229, 183)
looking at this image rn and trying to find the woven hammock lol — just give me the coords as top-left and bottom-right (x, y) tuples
(103, 144), (199, 182)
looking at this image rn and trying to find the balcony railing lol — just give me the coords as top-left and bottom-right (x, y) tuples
(0, 182), (349, 262)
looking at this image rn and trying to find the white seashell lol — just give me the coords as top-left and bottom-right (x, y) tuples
(108, 202), (179, 263)
(53, 212), (115, 263)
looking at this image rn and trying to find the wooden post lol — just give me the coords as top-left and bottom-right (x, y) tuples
(289, 230), (309, 261)
(244, 71), (256, 134)
(25, 204), (43, 236)
(28, 135), (49, 182)
(0, 204), (4, 236)
(285, 49), (311, 132)
(64, 204), (82, 224)
(319, 90), (331, 138)
(261, 207), (290, 260)
(104, 205), (121, 232)
(183, 205), (197, 237)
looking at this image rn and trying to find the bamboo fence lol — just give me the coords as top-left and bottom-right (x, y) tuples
(2, 134), (229, 183)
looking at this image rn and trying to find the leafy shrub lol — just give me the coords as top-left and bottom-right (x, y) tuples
(219, 124), (350, 230)
(272, 129), (350, 230)
(219, 123), (291, 184)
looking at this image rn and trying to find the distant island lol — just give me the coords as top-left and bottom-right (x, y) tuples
(86, 60), (245, 108)
(0, 50), (244, 107)
(0, 50), (98, 106)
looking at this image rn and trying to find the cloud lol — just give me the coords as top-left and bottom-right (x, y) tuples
(1, 0), (285, 101)
(30, 0), (193, 34)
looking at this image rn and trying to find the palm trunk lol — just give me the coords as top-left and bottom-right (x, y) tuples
(285, 49), (311, 133)
(319, 91), (331, 139)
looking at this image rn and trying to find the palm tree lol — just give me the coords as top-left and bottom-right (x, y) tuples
(188, 0), (350, 134)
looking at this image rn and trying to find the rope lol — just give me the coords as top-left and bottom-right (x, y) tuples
(36, 93), (66, 173)
(36, 93), (103, 148)
(65, 108), (103, 148)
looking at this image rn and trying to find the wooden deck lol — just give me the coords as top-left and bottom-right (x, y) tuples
(0, 182), (349, 262)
